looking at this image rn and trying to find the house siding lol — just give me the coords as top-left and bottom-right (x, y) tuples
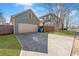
(41, 14), (57, 27)
(40, 14), (62, 31)
(14, 9), (39, 34)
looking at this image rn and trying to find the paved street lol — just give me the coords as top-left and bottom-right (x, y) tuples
(16, 33), (74, 56)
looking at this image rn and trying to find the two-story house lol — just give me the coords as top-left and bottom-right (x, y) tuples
(40, 13), (62, 31)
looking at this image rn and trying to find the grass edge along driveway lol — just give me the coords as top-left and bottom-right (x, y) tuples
(49, 30), (75, 37)
(0, 34), (21, 56)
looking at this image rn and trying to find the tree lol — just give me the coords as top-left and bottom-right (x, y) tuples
(38, 3), (61, 31)
(38, 3), (79, 31)
(38, 3), (65, 31)
(0, 10), (5, 25)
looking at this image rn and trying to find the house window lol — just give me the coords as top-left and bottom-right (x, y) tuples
(44, 15), (51, 22)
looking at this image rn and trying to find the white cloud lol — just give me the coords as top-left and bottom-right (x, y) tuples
(70, 10), (77, 16)
(15, 3), (48, 17)
(15, 3), (45, 11)
(15, 3), (33, 6)
(34, 7), (45, 11)
(69, 10), (79, 20)
(15, 3), (33, 10)
(5, 17), (10, 23)
(69, 10), (79, 27)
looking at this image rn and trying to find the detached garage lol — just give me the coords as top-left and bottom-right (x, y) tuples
(10, 9), (39, 34)
(18, 23), (38, 33)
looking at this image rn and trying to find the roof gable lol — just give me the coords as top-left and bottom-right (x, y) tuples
(40, 13), (59, 19)
(10, 9), (39, 23)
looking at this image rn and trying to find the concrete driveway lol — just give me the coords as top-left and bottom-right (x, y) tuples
(16, 33), (74, 56)
(48, 34), (73, 56)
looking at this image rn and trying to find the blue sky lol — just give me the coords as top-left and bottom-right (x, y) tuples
(0, 3), (48, 22)
(0, 3), (23, 22)
(0, 3), (79, 27)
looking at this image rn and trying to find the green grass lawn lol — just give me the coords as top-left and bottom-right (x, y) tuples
(0, 34), (21, 56)
(49, 30), (75, 36)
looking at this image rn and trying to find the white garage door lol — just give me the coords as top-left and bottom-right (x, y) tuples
(18, 23), (38, 33)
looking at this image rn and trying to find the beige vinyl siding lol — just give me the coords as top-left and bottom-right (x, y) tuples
(18, 23), (38, 33)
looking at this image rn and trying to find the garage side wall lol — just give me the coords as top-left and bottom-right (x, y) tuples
(14, 10), (39, 34)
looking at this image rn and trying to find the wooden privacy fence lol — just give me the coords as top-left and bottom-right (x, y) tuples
(44, 26), (55, 32)
(0, 25), (13, 35)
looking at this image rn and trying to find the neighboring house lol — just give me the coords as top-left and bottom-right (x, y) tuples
(10, 9), (39, 34)
(40, 13), (62, 31)
(68, 26), (79, 32)
(10, 16), (15, 25)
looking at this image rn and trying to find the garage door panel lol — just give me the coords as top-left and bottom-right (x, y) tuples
(18, 23), (38, 33)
